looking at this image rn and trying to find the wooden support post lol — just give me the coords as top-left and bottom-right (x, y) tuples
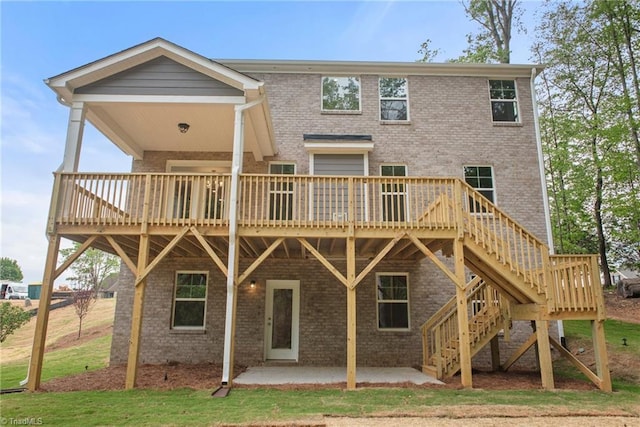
(346, 236), (357, 390)
(535, 319), (554, 390)
(125, 234), (150, 389)
(454, 239), (472, 388)
(490, 335), (501, 372)
(27, 235), (61, 391)
(591, 320), (612, 392)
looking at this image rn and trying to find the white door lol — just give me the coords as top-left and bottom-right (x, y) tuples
(265, 280), (300, 360)
(166, 161), (231, 220)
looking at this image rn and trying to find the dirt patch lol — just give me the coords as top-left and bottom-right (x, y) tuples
(603, 289), (640, 324)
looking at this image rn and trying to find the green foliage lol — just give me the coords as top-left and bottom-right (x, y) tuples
(0, 302), (31, 343)
(455, 0), (522, 63)
(0, 257), (24, 282)
(535, 0), (640, 273)
(417, 39), (442, 62)
(59, 243), (120, 294)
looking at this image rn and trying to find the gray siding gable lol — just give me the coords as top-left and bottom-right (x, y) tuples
(76, 56), (245, 96)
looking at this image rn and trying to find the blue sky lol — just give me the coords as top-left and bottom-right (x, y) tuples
(0, 1), (540, 285)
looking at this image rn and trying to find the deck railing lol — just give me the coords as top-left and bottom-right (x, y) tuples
(460, 182), (550, 296)
(52, 173), (459, 231)
(50, 172), (603, 315)
(421, 278), (505, 378)
(237, 175), (458, 229)
(547, 254), (604, 314)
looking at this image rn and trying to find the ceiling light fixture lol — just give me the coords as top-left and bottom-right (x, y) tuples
(178, 123), (190, 134)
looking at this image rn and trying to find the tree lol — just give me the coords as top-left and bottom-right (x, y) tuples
(535, 0), (640, 279)
(59, 243), (119, 337)
(417, 39), (442, 62)
(456, 0), (522, 64)
(72, 289), (94, 339)
(0, 302), (31, 342)
(59, 244), (119, 295)
(0, 257), (24, 282)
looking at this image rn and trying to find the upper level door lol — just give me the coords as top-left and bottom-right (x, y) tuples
(311, 153), (367, 222)
(166, 160), (231, 220)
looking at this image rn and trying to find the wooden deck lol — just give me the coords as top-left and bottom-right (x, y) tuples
(28, 171), (611, 392)
(48, 172), (604, 315)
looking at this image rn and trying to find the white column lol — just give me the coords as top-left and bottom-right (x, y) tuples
(62, 101), (86, 172)
(221, 106), (245, 385)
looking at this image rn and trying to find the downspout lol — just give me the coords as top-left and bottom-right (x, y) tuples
(221, 95), (265, 386)
(530, 68), (564, 345)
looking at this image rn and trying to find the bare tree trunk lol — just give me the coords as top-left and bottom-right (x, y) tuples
(592, 138), (612, 287)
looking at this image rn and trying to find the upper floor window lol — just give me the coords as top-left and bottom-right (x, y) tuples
(379, 77), (408, 121)
(173, 271), (208, 329)
(464, 166), (495, 213)
(322, 76), (361, 112)
(489, 80), (519, 122)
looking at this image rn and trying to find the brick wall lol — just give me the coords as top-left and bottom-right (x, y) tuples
(110, 69), (553, 370)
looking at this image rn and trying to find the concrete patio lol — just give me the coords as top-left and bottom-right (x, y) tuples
(233, 367), (444, 386)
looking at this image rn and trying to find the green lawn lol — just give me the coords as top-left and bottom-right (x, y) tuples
(1, 316), (639, 425)
(2, 386), (639, 426)
(0, 335), (111, 390)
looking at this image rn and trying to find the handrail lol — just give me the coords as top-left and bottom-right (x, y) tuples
(459, 181), (549, 296)
(548, 254), (602, 313)
(422, 279), (505, 378)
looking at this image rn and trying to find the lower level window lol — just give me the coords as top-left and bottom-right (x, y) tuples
(376, 273), (409, 330)
(173, 271), (208, 328)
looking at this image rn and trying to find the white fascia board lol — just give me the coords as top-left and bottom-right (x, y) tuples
(46, 39), (262, 100)
(220, 59), (544, 79)
(303, 141), (374, 153)
(72, 94), (247, 105)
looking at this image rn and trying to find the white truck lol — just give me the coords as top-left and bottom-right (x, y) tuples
(1, 283), (29, 300)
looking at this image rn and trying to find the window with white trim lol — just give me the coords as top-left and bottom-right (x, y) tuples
(379, 77), (408, 121)
(464, 166), (495, 213)
(381, 165), (407, 221)
(269, 162), (296, 221)
(489, 80), (519, 122)
(376, 273), (409, 330)
(172, 271), (208, 329)
(322, 76), (361, 112)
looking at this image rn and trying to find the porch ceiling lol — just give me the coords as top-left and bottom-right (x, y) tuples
(86, 100), (274, 160)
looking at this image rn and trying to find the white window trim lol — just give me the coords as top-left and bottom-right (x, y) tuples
(172, 270), (208, 330)
(321, 76), (362, 114)
(268, 162), (297, 221)
(268, 161), (297, 175)
(379, 76), (410, 122)
(488, 79), (521, 124)
(166, 160), (232, 173)
(375, 272), (410, 331)
(463, 165), (497, 216)
(379, 164), (409, 222)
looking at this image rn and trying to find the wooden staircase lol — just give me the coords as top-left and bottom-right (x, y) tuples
(421, 183), (606, 381)
(422, 277), (508, 378)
